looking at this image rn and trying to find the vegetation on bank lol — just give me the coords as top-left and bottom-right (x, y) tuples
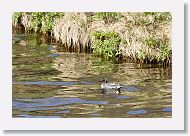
(13, 12), (64, 33)
(12, 12), (172, 65)
(91, 31), (121, 59)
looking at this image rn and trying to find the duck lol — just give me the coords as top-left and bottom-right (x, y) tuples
(100, 78), (122, 90)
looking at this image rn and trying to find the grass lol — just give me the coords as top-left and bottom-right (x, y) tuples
(95, 12), (122, 24)
(91, 31), (121, 59)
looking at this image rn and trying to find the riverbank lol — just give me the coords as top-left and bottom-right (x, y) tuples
(12, 12), (172, 65)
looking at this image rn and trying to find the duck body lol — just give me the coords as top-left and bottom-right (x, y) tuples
(100, 78), (122, 90)
(101, 83), (122, 90)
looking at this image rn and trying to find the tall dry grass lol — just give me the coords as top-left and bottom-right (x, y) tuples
(53, 13), (91, 52)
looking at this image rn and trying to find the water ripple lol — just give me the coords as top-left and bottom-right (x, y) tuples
(127, 109), (147, 115)
(13, 97), (108, 111)
(162, 107), (172, 112)
(17, 114), (60, 118)
(14, 81), (77, 86)
(13, 81), (94, 86)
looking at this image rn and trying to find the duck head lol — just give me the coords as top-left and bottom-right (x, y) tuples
(99, 78), (108, 83)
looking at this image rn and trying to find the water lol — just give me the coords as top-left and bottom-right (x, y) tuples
(12, 33), (172, 118)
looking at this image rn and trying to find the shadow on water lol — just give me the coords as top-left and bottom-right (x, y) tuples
(12, 33), (172, 118)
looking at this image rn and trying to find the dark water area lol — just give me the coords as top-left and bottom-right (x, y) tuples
(12, 33), (172, 118)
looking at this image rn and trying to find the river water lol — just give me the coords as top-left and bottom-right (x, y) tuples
(12, 33), (172, 118)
